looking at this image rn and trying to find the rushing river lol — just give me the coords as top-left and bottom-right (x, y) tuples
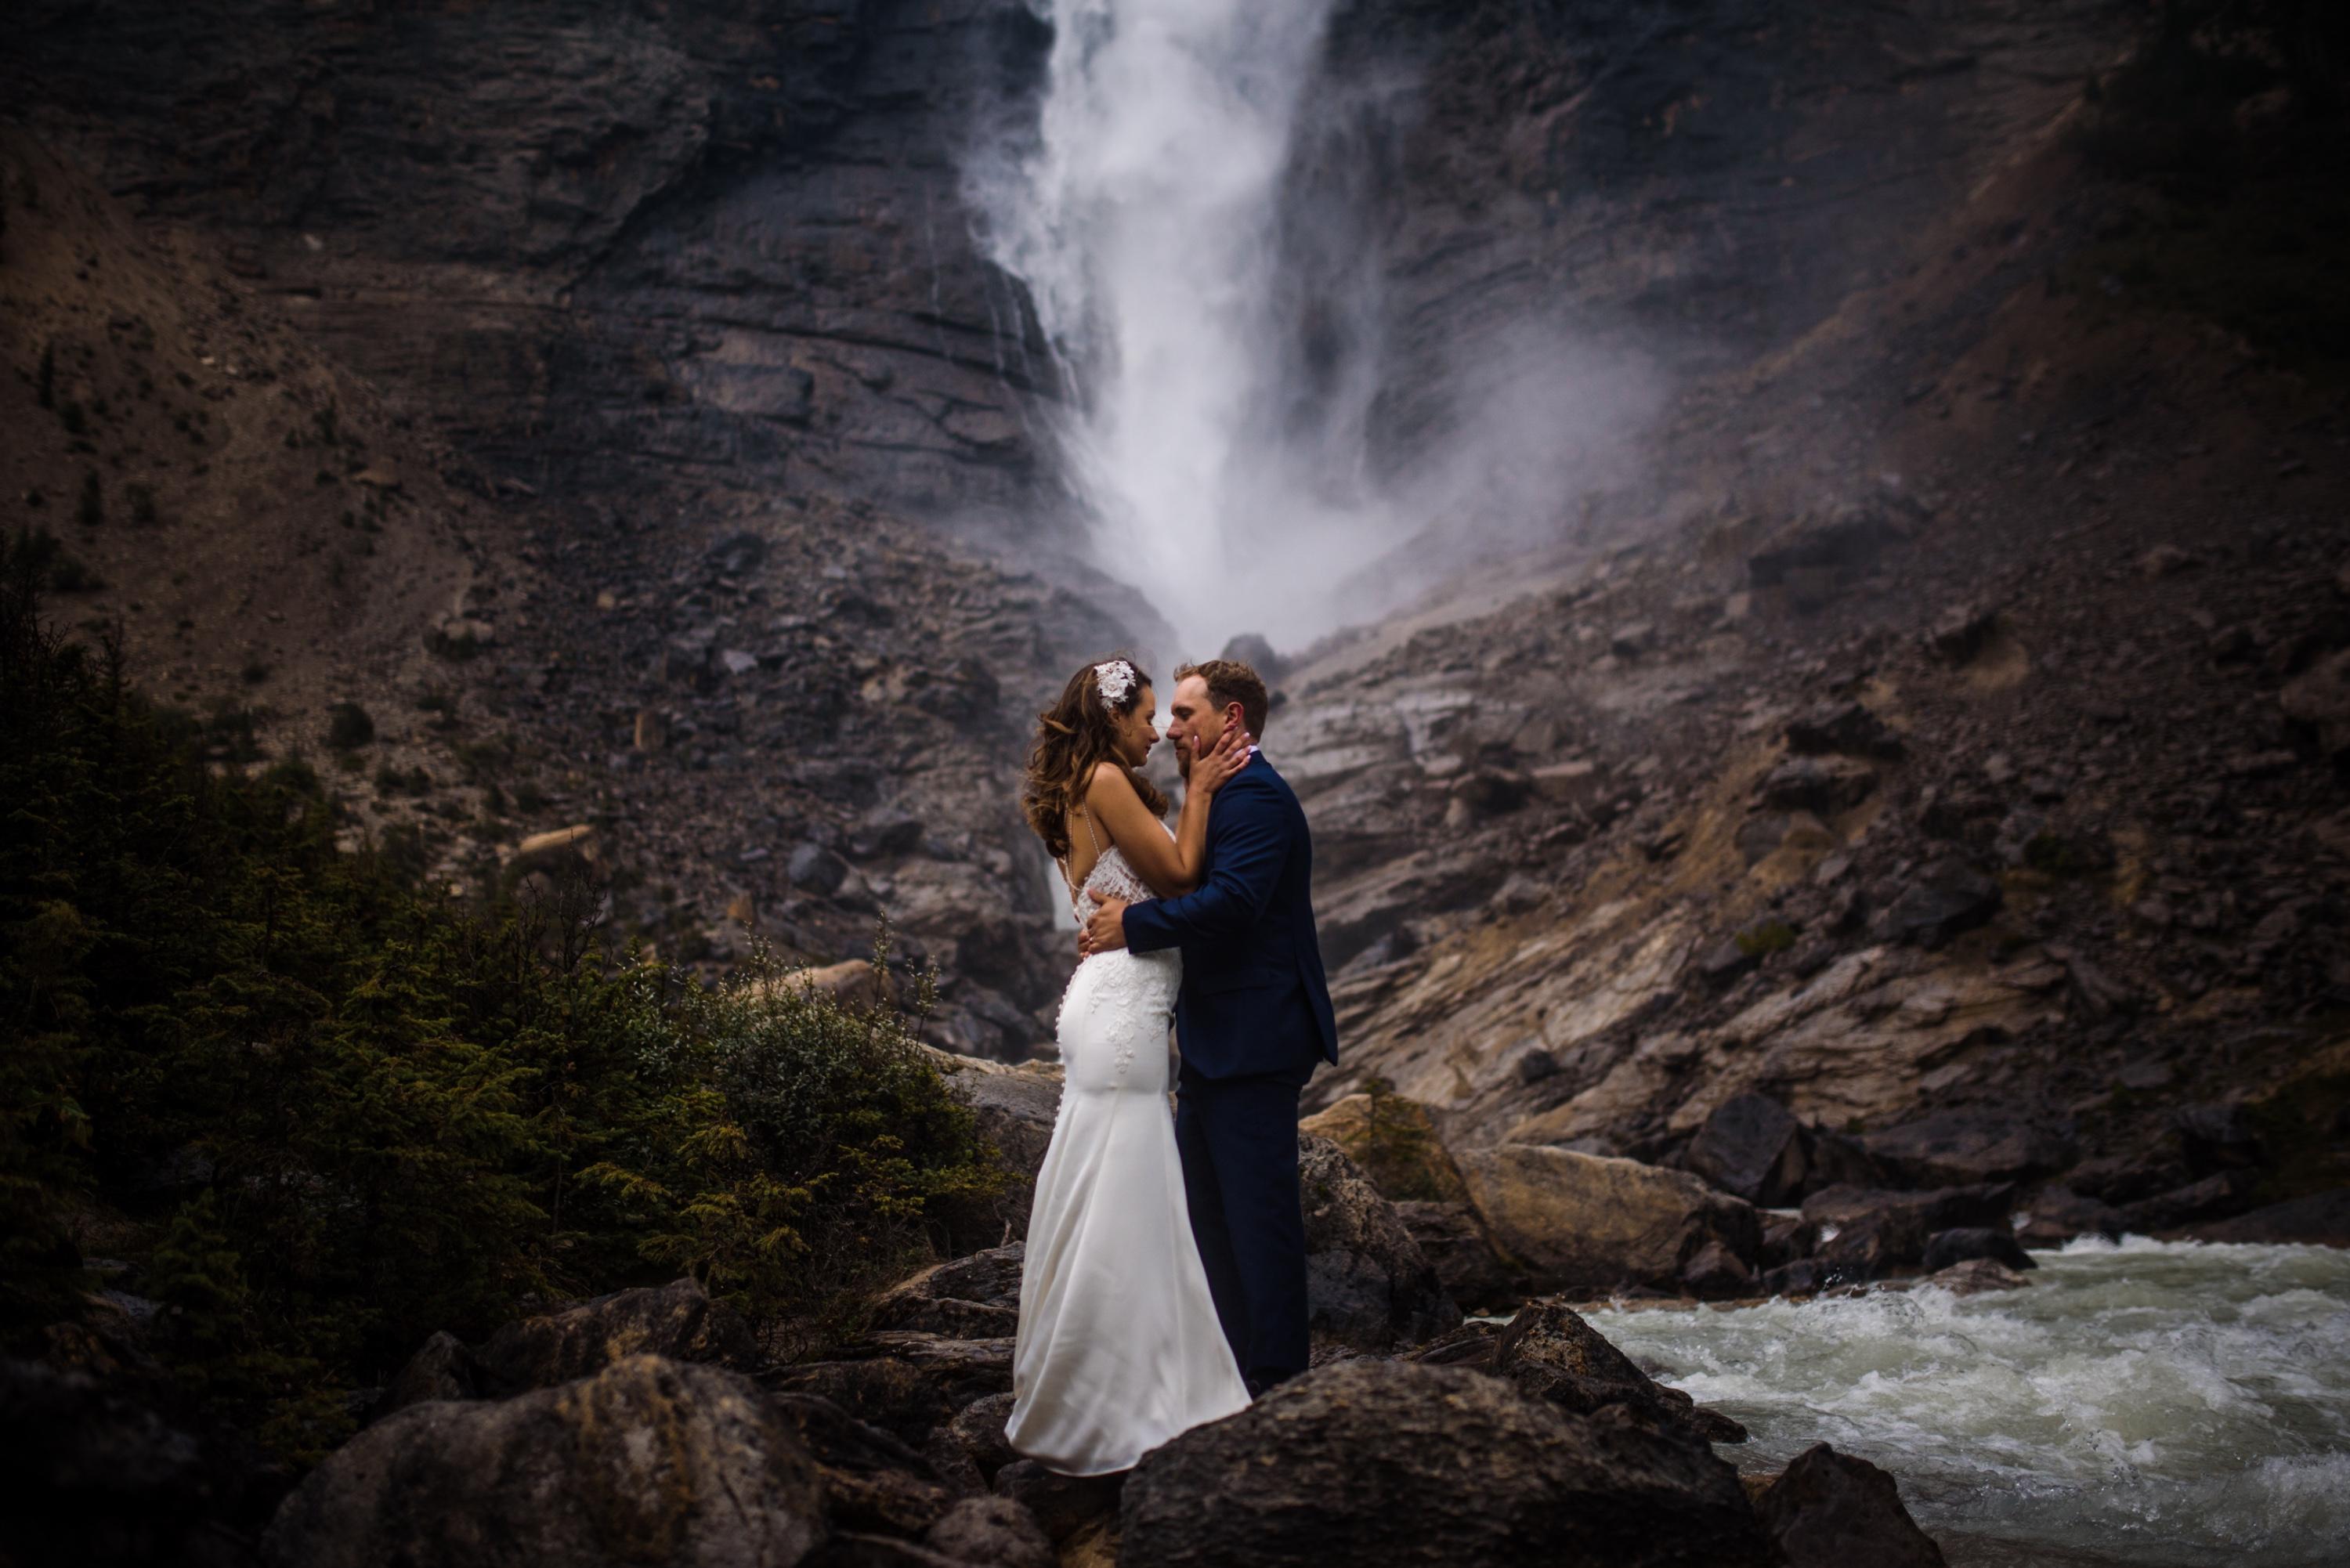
(1578, 1237), (2350, 1567)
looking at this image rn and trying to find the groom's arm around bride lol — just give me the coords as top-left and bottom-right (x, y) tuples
(1079, 659), (1338, 1393)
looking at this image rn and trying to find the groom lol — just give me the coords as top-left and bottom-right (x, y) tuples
(1079, 658), (1338, 1395)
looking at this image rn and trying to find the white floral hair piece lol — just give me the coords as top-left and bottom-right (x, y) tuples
(1093, 658), (1137, 710)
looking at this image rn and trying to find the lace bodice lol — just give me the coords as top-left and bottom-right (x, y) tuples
(1059, 815), (1171, 923)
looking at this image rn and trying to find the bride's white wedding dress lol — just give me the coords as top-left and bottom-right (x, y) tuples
(1004, 825), (1252, 1474)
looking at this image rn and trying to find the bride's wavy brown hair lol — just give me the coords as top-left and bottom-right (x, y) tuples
(1022, 656), (1169, 860)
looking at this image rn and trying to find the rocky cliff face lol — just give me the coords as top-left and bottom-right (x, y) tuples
(5, 0), (2346, 1195)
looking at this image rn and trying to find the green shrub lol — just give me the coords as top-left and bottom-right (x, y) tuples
(1735, 919), (1799, 957)
(75, 471), (100, 527)
(0, 558), (999, 1453)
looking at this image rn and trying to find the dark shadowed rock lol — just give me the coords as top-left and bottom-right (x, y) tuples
(0, 1357), (281, 1568)
(769, 1392), (956, 1538)
(924, 1049), (1062, 1237)
(2279, 649), (2350, 757)
(924, 1495), (1053, 1568)
(1754, 1443), (1947, 1568)
(2183, 1187), (2350, 1245)
(1920, 1259), (2032, 1295)
(2116, 1170), (2262, 1230)
(263, 1356), (826, 1568)
(1802, 1184), (2014, 1234)
(1686, 1093), (1810, 1206)
(1489, 1299), (1747, 1444)
(1297, 1133), (1462, 1350)
(377, 1330), (483, 1418)
(1119, 1360), (1772, 1568)
(1868, 860), (2001, 948)
(1754, 755), (1878, 814)
(1682, 1239), (1755, 1298)
(804, 1535), (967, 1568)
(1393, 1198), (1519, 1307)
(2017, 1185), (2124, 1246)
(992, 1460), (1125, 1545)
(472, 1276), (757, 1396)
(766, 1334), (1014, 1450)
(870, 1245), (1025, 1339)
(1860, 1112), (2075, 1187)
(1786, 702), (1905, 760)
(925, 1391), (1018, 1494)
(1920, 1227), (2035, 1273)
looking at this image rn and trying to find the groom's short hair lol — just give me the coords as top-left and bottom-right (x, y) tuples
(1176, 659), (1270, 739)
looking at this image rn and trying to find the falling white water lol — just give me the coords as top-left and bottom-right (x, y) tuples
(1582, 1237), (2350, 1568)
(971, 0), (1379, 655)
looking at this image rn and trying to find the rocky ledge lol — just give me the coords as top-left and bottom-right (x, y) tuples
(13, 1268), (1947, 1568)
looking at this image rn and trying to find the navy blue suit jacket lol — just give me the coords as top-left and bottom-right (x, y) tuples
(1122, 754), (1338, 1082)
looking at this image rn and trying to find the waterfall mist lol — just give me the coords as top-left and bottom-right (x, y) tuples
(966, 0), (1662, 659)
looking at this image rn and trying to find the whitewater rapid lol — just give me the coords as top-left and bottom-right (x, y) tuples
(1582, 1237), (2350, 1567)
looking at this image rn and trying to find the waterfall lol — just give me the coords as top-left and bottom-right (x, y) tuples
(970, 0), (1373, 656)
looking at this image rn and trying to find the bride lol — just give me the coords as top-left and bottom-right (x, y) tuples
(1004, 656), (1253, 1475)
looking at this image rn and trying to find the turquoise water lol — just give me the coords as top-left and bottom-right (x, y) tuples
(1579, 1237), (2350, 1567)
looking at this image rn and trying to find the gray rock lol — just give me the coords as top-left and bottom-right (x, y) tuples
(377, 1330), (483, 1418)
(1754, 1443), (1947, 1568)
(768, 1334), (1014, 1450)
(992, 1460), (1124, 1545)
(1685, 1093), (1810, 1207)
(1119, 1360), (1771, 1568)
(473, 1276), (756, 1396)
(769, 1393), (956, 1539)
(1860, 1112), (2074, 1187)
(1298, 1133), (1463, 1352)
(1488, 1298), (1746, 1444)
(263, 1357), (826, 1568)
(1867, 860), (2001, 948)
(788, 842), (851, 896)
(924, 1495), (1053, 1568)
(1919, 1227), (2035, 1273)
(870, 1246), (1025, 1339)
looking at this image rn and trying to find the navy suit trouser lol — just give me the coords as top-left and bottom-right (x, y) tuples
(1174, 1066), (1313, 1393)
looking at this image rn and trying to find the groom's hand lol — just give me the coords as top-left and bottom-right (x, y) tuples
(1079, 893), (1130, 956)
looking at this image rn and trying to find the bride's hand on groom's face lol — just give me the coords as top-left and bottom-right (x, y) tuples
(1191, 719), (1249, 795)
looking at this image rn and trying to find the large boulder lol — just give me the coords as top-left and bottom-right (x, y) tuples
(1683, 1093), (1810, 1206)
(1753, 1443), (1947, 1567)
(1488, 1299), (1746, 1444)
(1858, 1111), (2075, 1187)
(1299, 1090), (1469, 1203)
(263, 1356), (826, 1568)
(1119, 1360), (1772, 1568)
(1456, 1145), (1762, 1295)
(1299, 1132), (1462, 1350)
(922, 1048), (1063, 1237)
(469, 1276), (758, 1396)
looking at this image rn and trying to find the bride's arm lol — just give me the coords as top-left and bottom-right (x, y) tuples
(1083, 729), (1246, 897)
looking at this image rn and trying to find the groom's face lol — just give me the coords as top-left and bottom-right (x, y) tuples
(1166, 674), (1237, 780)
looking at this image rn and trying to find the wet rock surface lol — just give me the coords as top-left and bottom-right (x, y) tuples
(1755, 1443), (1949, 1568)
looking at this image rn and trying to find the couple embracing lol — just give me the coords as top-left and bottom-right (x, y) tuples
(1005, 656), (1339, 1476)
